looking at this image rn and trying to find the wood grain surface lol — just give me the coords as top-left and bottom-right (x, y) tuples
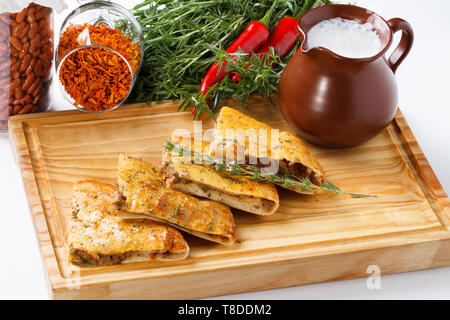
(8, 96), (450, 299)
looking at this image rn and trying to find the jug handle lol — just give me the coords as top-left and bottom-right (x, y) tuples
(387, 18), (414, 74)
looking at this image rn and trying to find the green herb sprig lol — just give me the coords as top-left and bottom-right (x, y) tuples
(179, 47), (289, 119)
(165, 141), (376, 199)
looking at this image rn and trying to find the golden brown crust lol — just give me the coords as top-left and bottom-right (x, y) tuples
(210, 106), (274, 158)
(210, 106), (326, 194)
(69, 181), (189, 266)
(116, 155), (236, 245)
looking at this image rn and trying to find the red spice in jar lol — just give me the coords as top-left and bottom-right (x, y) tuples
(59, 46), (132, 112)
(57, 24), (141, 111)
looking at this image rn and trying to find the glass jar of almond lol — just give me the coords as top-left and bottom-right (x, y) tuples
(0, 2), (54, 132)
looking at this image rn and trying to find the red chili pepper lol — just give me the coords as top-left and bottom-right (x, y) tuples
(231, 17), (300, 83)
(257, 17), (300, 57)
(193, 0), (278, 114)
(231, 0), (318, 83)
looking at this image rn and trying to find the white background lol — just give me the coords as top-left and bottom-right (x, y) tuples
(0, 0), (449, 299)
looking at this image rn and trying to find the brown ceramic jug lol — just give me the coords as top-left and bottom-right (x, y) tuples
(278, 4), (414, 148)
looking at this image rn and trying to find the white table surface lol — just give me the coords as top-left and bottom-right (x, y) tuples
(0, 0), (449, 299)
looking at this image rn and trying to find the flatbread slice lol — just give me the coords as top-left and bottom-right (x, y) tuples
(114, 155), (236, 245)
(69, 181), (189, 266)
(163, 137), (279, 215)
(210, 106), (326, 194)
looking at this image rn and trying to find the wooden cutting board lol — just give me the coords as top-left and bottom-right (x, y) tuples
(8, 96), (450, 299)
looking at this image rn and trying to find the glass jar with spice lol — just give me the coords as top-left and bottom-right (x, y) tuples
(0, 1), (57, 132)
(56, 1), (143, 113)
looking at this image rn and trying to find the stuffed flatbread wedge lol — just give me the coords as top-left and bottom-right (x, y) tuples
(163, 137), (279, 215)
(69, 181), (189, 266)
(115, 155), (236, 245)
(210, 106), (326, 194)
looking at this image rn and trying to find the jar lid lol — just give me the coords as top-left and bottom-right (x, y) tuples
(0, 0), (71, 14)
